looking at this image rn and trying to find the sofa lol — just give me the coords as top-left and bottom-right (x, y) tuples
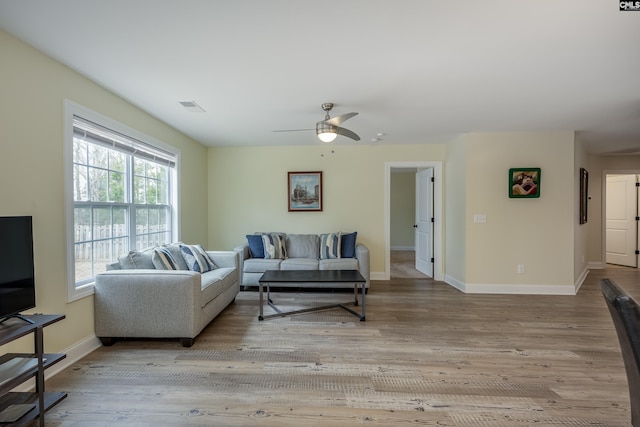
(234, 232), (370, 290)
(94, 244), (240, 347)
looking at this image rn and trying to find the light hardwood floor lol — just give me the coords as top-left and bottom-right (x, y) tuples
(44, 266), (640, 426)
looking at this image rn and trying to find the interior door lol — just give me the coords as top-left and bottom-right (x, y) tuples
(415, 168), (433, 277)
(606, 174), (638, 267)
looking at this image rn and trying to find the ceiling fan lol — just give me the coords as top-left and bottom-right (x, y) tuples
(274, 103), (360, 142)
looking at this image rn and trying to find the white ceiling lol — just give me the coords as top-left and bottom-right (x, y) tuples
(1, 1), (639, 154)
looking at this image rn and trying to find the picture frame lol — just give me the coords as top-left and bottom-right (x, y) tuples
(509, 168), (541, 198)
(579, 167), (588, 224)
(288, 171), (323, 211)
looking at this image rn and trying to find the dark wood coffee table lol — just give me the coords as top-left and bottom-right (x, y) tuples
(258, 270), (366, 321)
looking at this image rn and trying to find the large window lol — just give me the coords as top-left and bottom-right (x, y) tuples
(65, 101), (178, 300)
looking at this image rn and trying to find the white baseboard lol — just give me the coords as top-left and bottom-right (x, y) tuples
(391, 246), (415, 251)
(444, 274), (577, 295)
(588, 261), (607, 269)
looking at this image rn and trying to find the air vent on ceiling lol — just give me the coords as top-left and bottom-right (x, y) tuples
(179, 101), (205, 113)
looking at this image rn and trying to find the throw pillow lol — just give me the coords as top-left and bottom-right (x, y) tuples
(152, 247), (179, 270)
(161, 242), (189, 270)
(341, 231), (358, 258)
(319, 232), (342, 259)
(180, 244), (217, 272)
(246, 234), (265, 258)
(262, 233), (286, 259)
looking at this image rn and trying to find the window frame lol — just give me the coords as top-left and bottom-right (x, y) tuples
(64, 100), (180, 301)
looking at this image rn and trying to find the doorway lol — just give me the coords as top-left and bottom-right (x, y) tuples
(605, 173), (639, 268)
(385, 161), (443, 281)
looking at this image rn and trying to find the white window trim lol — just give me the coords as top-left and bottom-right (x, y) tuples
(63, 99), (181, 302)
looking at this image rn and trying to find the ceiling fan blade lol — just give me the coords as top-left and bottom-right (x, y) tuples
(335, 126), (360, 141)
(272, 128), (314, 132)
(324, 112), (358, 126)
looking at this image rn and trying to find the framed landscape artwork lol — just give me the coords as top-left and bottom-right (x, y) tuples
(288, 171), (323, 211)
(509, 168), (541, 198)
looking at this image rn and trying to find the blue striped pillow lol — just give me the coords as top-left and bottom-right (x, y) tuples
(262, 233), (286, 259)
(319, 232), (341, 259)
(152, 247), (179, 270)
(179, 244), (217, 272)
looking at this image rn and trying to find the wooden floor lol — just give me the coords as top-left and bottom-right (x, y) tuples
(43, 266), (640, 426)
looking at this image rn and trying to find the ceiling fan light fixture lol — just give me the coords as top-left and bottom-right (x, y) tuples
(316, 122), (338, 143)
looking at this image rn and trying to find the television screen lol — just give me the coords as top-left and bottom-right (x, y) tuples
(0, 216), (36, 321)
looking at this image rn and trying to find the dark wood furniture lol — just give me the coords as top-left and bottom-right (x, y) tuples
(0, 314), (66, 426)
(258, 270), (366, 321)
(600, 278), (640, 427)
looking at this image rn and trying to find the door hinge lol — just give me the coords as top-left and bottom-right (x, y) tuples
(636, 250), (640, 255)
(431, 217), (434, 223)
(636, 182), (640, 187)
(430, 257), (434, 263)
(636, 216), (639, 221)
(431, 177), (434, 182)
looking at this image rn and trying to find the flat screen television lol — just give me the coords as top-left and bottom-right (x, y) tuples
(0, 216), (36, 324)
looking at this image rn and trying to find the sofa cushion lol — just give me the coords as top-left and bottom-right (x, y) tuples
(180, 244), (217, 272)
(319, 232), (341, 259)
(262, 233), (286, 259)
(281, 258), (319, 270)
(243, 258), (282, 273)
(320, 258), (359, 270)
(341, 232), (358, 258)
(246, 234), (265, 258)
(286, 234), (319, 259)
(200, 267), (236, 307)
(152, 247), (180, 270)
(119, 247), (156, 269)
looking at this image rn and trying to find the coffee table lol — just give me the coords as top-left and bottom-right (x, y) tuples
(258, 270), (366, 321)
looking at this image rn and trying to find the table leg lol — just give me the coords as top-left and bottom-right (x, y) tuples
(258, 282), (264, 321)
(353, 284), (358, 306)
(360, 283), (366, 321)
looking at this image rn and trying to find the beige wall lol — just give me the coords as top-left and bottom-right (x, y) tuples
(448, 132), (576, 291)
(0, 30), (208, 353)
(444, 135), (467, 283)
(573, 137), (590, 283)
(207, 143), (446, 274)
(390, 173), (415, 248)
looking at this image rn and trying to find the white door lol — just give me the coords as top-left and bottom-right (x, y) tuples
(606, 174), (638, 267)
(415, 169), (434, 277)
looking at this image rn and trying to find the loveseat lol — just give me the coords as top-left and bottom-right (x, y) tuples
(234, 232), (370, 290)
(94, 244), (240, 347)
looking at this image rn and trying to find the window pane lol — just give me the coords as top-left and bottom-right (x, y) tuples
(73, 164), (88, 201)
(112, 237), (128, 261)
(108, 170), (125, 203)
(88, 143), (108, 168)
(93, 207), (111, 239)
(93, 240), (110, 276)
(109, 150), (126, 173)
(146, 178), (158, 204)
(74, 242), (92, 283)
(74, 208), (91, 243)
(89, 168), (108, 202)
(134, 175), (145, 204)
(134, 157), (145, 176)
(73, 138), (88, 165)
(113, 207), (127, 237)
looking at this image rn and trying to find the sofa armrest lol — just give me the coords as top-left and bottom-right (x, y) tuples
(206, 250), (239, 269)
(355, 243), (370, 287)
(234, 243), (250, 261)
(94, 270), (202, 338)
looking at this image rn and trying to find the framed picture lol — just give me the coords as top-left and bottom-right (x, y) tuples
(288, 171), (323, 211)
(509, 168), (540, 198)
(579, 167), (588, 224)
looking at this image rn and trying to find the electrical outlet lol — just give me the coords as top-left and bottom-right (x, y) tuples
(517, 264), (525, 274)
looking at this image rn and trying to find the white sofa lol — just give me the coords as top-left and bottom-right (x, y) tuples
(94, 246), (239, 347)
(234, 232), (370, 290)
